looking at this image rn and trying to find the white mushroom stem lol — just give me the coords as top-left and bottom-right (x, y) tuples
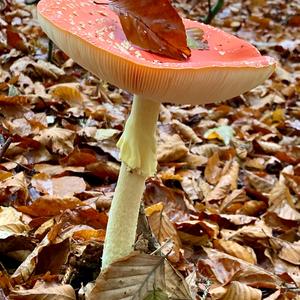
(101, 95), (160, 269)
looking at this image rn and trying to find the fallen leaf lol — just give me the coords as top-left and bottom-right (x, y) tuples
(213, 239), (257, 264)
(219, 281), (261, 300)
(34, 127), (75, 155)
(204, 126), (234, 146)
(109, 0), (191, 60)
(157, 134), (188, 163)
(145, 203), (182, 262)
(16, 195), (84, 217)
(204, 152), (222, 185)
(9, 282), (76, 299)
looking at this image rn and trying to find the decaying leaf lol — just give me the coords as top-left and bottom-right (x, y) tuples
(9, 282), (76, 300)
(34, 127), (76, 155)
(145, 203), (182, 262)
(87, 252), (191, 300)
(157, 134), (188, 163)
(109, 0), (191, 60)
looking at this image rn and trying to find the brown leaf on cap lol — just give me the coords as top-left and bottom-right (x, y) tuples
(108, 0), (191, 60)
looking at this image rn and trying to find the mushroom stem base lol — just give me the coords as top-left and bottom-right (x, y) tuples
(101, 95), (160, 269)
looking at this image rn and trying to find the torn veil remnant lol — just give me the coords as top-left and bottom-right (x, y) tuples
(37, 0), (276, 271)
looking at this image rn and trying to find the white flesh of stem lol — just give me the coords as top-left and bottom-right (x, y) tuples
(101, 95), (160, 269)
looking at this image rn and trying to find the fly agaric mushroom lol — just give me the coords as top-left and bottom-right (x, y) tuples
(37, 0), (276, 269)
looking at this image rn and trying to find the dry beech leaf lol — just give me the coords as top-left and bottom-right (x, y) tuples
(245, 171), (275, 193)
(34, 127), (75, 155)
(11, 234), (51, 284)
(87, 252), (191, 300)
(72, 228), (106, 242)
(9, 282), (76, 300)
(256, 140), (282, 154)
(0, 206), (29, 236)
(16, 195), (84, 217)
(171, 120), (202, 144)
(180, 169), (203, 201)
(0, 172), (28, 202)
(157, 134), (188, 163)
(220, 189), (248, 212)
(34, 164), (84, 176)
(219, 214), (258, 226)
(270, 238), (300, 265)
(219, 281), (261, 300)
(87, 252), (166, 300)
(204, 152), (222, 185)
(269, 199), (300, 221)
(109, 0), (190, 60)
(164, 261), (192, 300)
(213, 239), (257, 264)
(200, 248), (282, 288)
(49, 83), (84, 106)
(206, 160), (239, 202)
(282, 173), (300, 196)
(0, 94), (28, 105)
(31, 173), (86, 197)
(145, 203), (182, 263)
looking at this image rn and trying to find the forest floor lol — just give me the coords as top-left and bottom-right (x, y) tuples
(0, 0), (299, 299)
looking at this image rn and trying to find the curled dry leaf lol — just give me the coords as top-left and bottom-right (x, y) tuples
(34, 164), (84, 176)
(245, 171), (275, 194)
(31, 173), (86, 197)
(16, 195), (84, 217)
(145, 203), (182, 263)
(157, 134), (188, 163)
(199, 248), (282, 288)
(171, 120), (202, 144)
(205, 160), (239, 202)
(204, 152), (222, 185)
(218, 281), (262, 300)
(49, 83), (85, 106)
(0, 94), (28, 105)
(34, 127), (75, 155)
(213, 239), (257, 264)
(0, 206), (29, 235)
(270, 238), (300, 265)
(109, 0), (190, 60)
(72, 228), (106, 242)
(9, 282), (76, 300)
(0, 172), (28, 203)
(164, 261), (192, 300)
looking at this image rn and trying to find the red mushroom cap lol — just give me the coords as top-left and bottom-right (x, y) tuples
(37, 0), (276, 104)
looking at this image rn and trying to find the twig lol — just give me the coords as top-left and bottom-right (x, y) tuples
(0, 137), (12, 161)
(203, 0), (224, 24)
(47, 40), (53, 62)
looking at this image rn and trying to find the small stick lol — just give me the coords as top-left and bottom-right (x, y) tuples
(0, 137), (12, 161)
(203, 0), (224, 24)
(47, 40), (53, 62)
